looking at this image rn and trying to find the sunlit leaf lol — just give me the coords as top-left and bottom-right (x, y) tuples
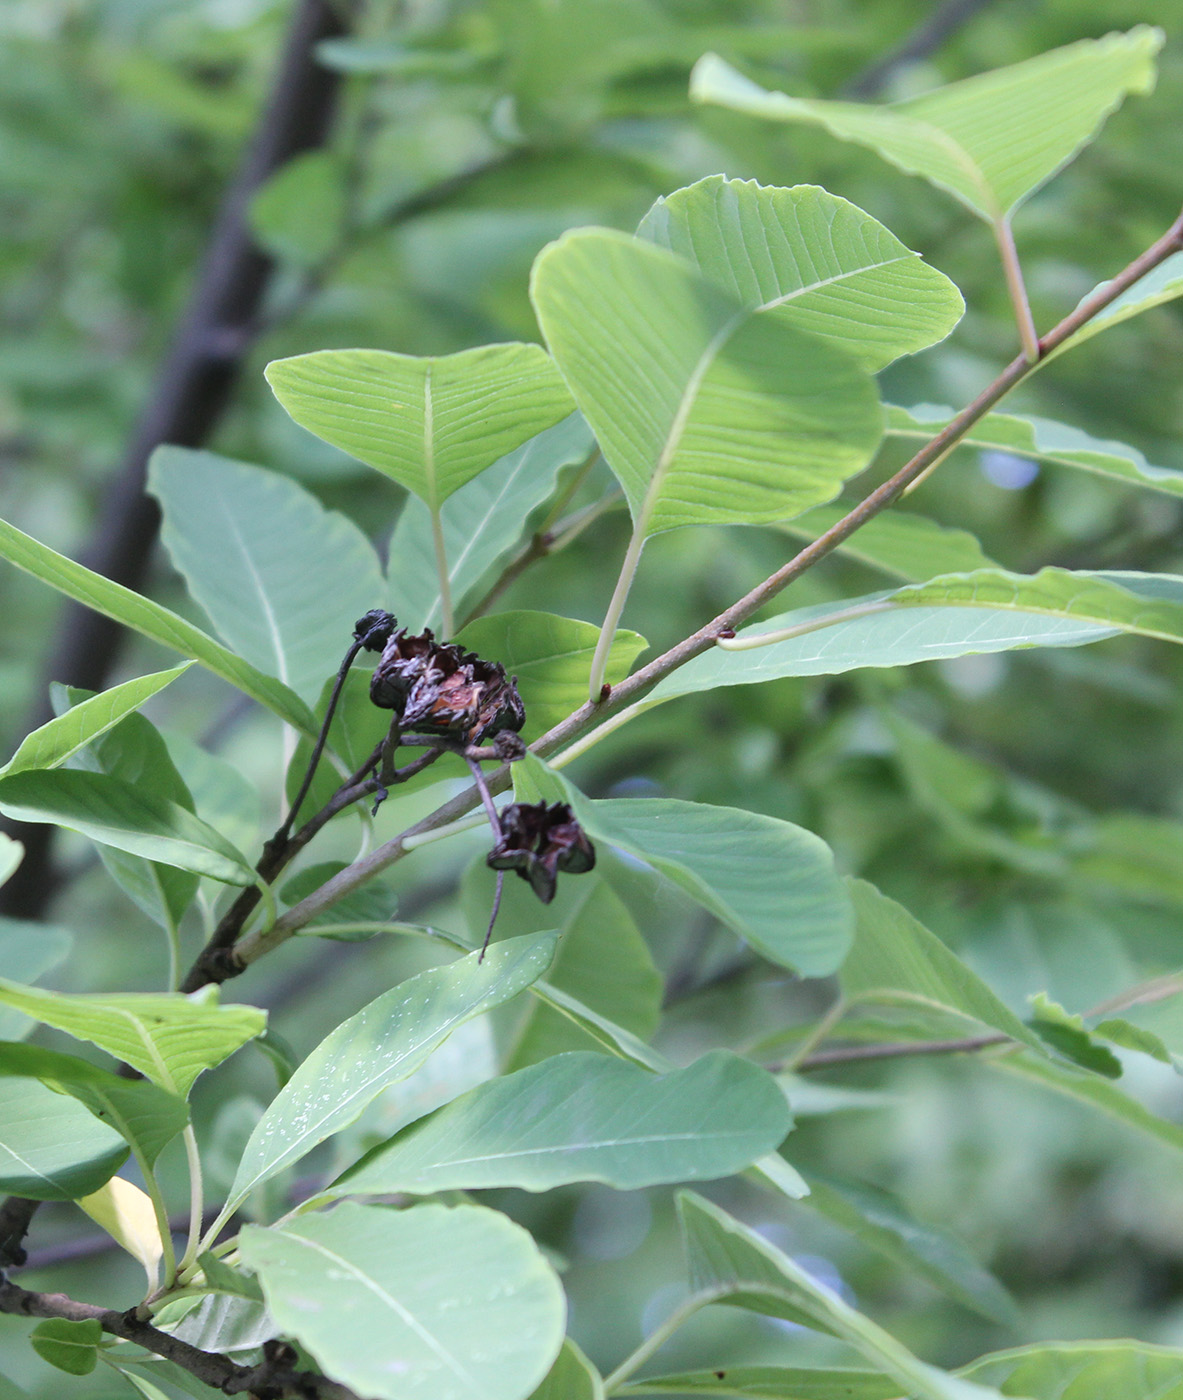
(78, 1175), (164, 1290)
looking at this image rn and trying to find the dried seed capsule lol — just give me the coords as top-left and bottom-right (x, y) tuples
(486, 800), (595, 903)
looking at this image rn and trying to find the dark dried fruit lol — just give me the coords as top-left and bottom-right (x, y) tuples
(353, 610), (398, 651)
(487, 800), (595, 903)
(369, 627), (441, 711)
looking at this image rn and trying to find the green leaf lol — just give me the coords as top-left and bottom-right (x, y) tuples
(840, 878), (1043, 1053)
(0, 978), (264, 1097)
(455, 611), (647, 740)
(529, 1340), (603, 1400)
(217, 932), (556, 1223)
(777, 504), (996, 583)
(0, 1041), (188, 1168)
(195, 1251), (264, 1300)
(531, 228), (882, 538)
(0, 920), (71, 1040)
(960, 1339), (1183, 1397)
(677, 1192), (1002, 1400)
(249, 150), (347, 267)
(1027, 994), (1122, 1079)
(282, 861), (398, 940)
(803, 1176), (1017, 1326)
(515, 756), (852, 978)
(1092, 1016), (1174, 1065)
(887, 404), (1183, 498)
(692, 29), (1163, 221)
(1053, 251), (1183, 356)
(329, 1049), (791, 1196)
(389, 413), (594, 631)
(239, 1201), (565, 1400)
(265, 344), (575, 508)
(29, 1319), (105, 1376)
(149, 448), (386, 703)
(637, 177), (963, 370)
(0, 516), (317, 736)
(0, 1077), (126, 1200)
(0, 768), (255, 886)
(615, 1367), (901, 1398)
(1, 665), (191, 775)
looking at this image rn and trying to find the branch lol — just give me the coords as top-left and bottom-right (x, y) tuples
(844, 0), (998, 98)
(792, 1034), (1012, 1071)
(0, 1275), (359, 1399)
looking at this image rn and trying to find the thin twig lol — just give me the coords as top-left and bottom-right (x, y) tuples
(844, 0), (998, 98)
(791, 1034), (1012, 1071)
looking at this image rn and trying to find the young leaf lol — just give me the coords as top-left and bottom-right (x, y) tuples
(528, 1339), (603, 1400)
(960, 1339), (1183, 1397)
(0, 1077), (127, 1200)
(515, 756), (852, 978)
(77, 1176), (164, 1291)
(531, 228), (883, 537)
(0, 1041), (188, 1168)
(389, 412), (595, 630)
(887, 404), (1183, 499)
(0, 768), (255, 886)
(0, 517), (317, 736)
(29, 1319), (105, 1376)
(455, 611), (647, 739)
(677, 1192), (1002, 1400)
(1, 665), (191, 775)
(614, 1367), (900, 1398)
(328, 1049), (791, 1196)
(637, 177), (963, 369)
(0, 979), (265, 1097)
(239, 1201), (565, 1400)
(149, 448), (386, 703)
(1027, 994), (1122, 1079)
(265, 344), (575, 507)
(216, 932), (556, 1225)
(691, 29), (1163, 222)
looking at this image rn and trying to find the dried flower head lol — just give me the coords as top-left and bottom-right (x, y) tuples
(487, 800), (595, 903)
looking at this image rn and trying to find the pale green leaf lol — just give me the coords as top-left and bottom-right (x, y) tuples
(219, 932), (556, 1222)
(329, 1049), (791, 1196)
(678, 1192), (1003, 1400)
(638, 176), (963, 370)
(529, 1339), (603, 1400)
(0, 1077), (126, 1200)
(514, 756), (852, 977)
(960, 1339), (1183, 1397)
(1, 665), (191, 776)
(0, 768), (255, 886)
(0, 1041), (188, 1168)
(0, 516), (317, 735)
(0, 835), (21, 889)
(0, 978), (264, 1097)
(887, 404), (1183, 498)
(389, 413), (594, 630)
(615, 1367), (900, 1397)
(265, 344), (574, 508)
(692, 29), (1163, 221)
(1053, 250), (1183, 356)
(778, 504), (995, 583)
(531, 228), (882, 538)
(240, 1201), (565, 1400)
(455, 611), (647, 740)
(249, 150), (347, 267)
(78, 1175), (164, 1290)
(0, 920), (71, 1040)
(29, 1319), (105, 1376)
(149, 448), (386, 702)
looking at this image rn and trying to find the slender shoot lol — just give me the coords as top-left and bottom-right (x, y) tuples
(279, 635), (365, 842)
(431, 503), (455, 636)
(995, 216), (1040, 364)
(588, 523), (646, 701)
(174, 1127), (205, 1278)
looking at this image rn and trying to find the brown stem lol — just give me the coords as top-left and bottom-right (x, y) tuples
(0, 1275), (358, 1399)
(792, 1033), (1013, 1071)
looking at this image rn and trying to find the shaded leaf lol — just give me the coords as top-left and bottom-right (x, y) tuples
(1027, 994), (1122, 1079)
(29, 1319), (104, 1376)
(240, 1201), (565, 1400)
(615, 1367), (900, 1397)
(0, 1077), (126, 1200)
(0, 921), (71, 1040)
(1054, 251), (1183, 356)
(528, 1339), (603, 1400)
(778, 504), (995, 584)
(960, 1339), (1183, 1397)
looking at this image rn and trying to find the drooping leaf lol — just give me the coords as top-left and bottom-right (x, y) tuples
(777, 503), (996, 583)
(691, 29), (1163, 221)
(329, 1050), (791, 1196)
(265, 344), (575, 508)
(531, 228), (882, 537)
(216, 932), (556, 1225)
(0, 768), (255, 886)
(528, 1339), (603, 1400)
(677, 1192), (1002, 1400)
(29, 1319), (105, 1376)
(959, 1339), (1183, 1397)
(455, 611), (647, 739)
(0, 1077), (126, 1200)
(887, 404), (1183, 498)
(803, 1175), (1017, 1325)
(614, 1367), (900, 1398)
(0, 516), (317, 735)
(1, 665), (191, 775)
(149, 447), (386, 702)
(389, 413), (595, 630)
(239, 1201), (565, 1400)
(77, 1175), (164, 1290)
(0, 978), (264, 1097)
(637, 176), (963, 370)
(515, 756), (852, 977)
(0, 1041), (188, 1168)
